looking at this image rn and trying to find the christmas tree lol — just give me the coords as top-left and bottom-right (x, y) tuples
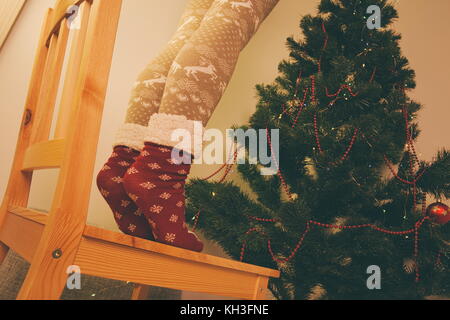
(186, 0), (450, 299)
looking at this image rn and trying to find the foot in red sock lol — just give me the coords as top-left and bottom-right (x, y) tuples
(123, 143), (203, 252)
(97, 146), (153, 240)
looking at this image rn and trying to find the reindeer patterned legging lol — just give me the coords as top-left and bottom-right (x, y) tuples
(125, 0), (279, 128)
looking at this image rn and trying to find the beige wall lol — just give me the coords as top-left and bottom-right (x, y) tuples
(0, 0), (449, 299)
(0, 0), (26, 50)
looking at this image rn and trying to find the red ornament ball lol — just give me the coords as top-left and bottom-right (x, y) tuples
(426, 202), (450, 225)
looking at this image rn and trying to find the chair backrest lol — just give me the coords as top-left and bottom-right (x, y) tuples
(0, 0), (123, 299)
(1, 0), (122, 227)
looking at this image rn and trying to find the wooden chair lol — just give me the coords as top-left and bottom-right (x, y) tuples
(0, 0), (280, 300)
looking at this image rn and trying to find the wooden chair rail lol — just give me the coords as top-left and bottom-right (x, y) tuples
(22, 139), (65, 171)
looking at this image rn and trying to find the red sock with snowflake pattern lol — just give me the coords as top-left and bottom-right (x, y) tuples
(122, 142), (203, 252)
(97, 146), (153, 240)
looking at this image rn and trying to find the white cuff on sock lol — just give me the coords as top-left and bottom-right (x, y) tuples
(145, 113), (204, 158)
(113, 123), (148, 151)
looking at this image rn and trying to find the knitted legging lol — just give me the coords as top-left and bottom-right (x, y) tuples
(124, 0), (279, 132)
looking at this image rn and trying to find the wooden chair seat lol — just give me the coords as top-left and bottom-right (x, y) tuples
(1, 205), (278, 300)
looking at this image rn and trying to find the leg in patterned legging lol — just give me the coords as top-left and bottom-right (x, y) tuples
(116, 0), (216, 149)
(123, 0), (280, 251)
(97, 0), (214, 240)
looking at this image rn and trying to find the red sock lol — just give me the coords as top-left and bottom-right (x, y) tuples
(123, 143), (203, 252)
(97, 146), (153, 240)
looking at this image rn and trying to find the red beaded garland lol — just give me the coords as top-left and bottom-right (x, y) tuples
(266, 127), (294, 201)
(239, 216), (431, 283)
(325, 84), (359, 98)
(313, 113), (324, 153)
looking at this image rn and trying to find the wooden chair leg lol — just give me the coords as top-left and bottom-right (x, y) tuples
(252, 276), (269, 300)
(131, 284), (151, 300)
(0, 242), (9, 265)
(17, 261), (67, 300)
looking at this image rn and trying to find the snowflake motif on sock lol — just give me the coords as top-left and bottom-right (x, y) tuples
(128, 193), (139, 202)
(160, 192), (172, 200)
(165, 233), (176, 243)
(114, 212), (123, 220)
(176, 201), (184, 208)
(147, 219), (157, 230)
(101, 165), (111, 171)
(159, 174), (172, 181)
(128, 224), (137, 233)
(140, 181), (156, 190)
(169, 214), (179, 223)
(111, 176), (123, 184)
(111, 153), (118, 158)
(127, 167), (139, 175)
(166, 158), (175, 165)
(150, 205), (164, 214)
(121, 200), (131, 208)
(141, 150), (151, 157)
(148, 163), (161, 170)
(178, 170), (188, 175)
(100, 188), (110, 198)
(118, 161), (130, 167)
(173, 183), (182, 190)
(159, 147), (171, 153)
